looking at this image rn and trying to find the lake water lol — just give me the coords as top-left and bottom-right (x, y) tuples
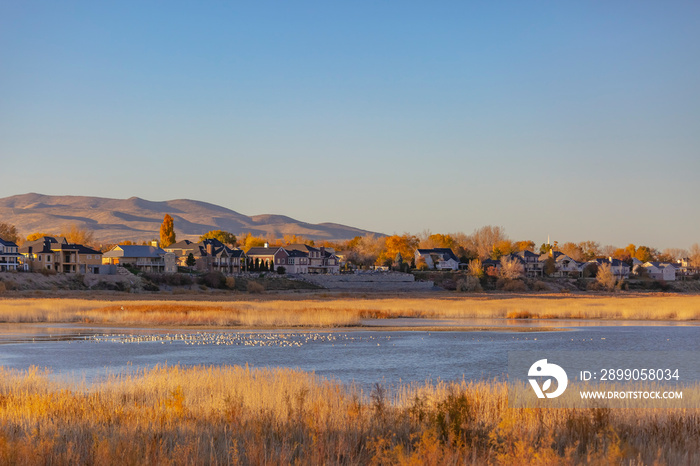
(0, 321), (698, 387)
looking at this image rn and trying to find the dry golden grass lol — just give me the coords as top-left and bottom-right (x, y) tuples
(0, 294), (698, 327)
(0, 365), (697, 464)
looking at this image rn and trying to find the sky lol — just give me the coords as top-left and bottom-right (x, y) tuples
(1, 1), (699, 249)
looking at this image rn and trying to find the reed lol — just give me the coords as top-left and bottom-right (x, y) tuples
(0, 294), (698, 327)
(0, 365), (697, 464)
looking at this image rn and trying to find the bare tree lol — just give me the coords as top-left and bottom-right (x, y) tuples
(689, 243), (700, 268)
(0, 223), (20, 244)
(596, 263), (617, 291)
(600, 245), (617, 258)
(61, 224), (96, 247)
(470, 225), (509, 259)
(661, 248), (688, 262)
(559, 242), (584, 261)
(499, 256), (524, 280)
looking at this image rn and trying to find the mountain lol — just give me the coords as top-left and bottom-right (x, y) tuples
(0, 193), (382, 245)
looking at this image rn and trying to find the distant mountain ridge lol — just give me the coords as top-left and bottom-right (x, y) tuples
(0, 193), (381, 244)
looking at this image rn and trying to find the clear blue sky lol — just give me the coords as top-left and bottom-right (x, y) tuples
(1, 1), (698, 249)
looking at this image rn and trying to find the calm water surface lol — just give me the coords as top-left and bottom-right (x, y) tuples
(0, 320), (698, 386)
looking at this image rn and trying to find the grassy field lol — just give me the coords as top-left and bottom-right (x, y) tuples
(0, 294), (698, 327)
(0, 365), (697, 464)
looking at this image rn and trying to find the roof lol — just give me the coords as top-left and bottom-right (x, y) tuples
(0, 238), (18, 247)
(19, 237), (99, 255)
(165, 240), (195, 250)
(284, 244), (319, 253)
(246, 246), (282, 256)
(103, 245), (166, 258)
(514, 250), (539, 258)
(416, 248), (459, 263)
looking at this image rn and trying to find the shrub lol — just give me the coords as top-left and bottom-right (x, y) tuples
(247, 281), (265, 294)
(502, 279), (528, 292)
(533, 280), (549, 291)
(142, 273), (194, 287)
(199, 272), (227, 289)
(0, 282), (6, 293)
(456, 276), (483, 292)
(596, 263), (617, 291)
(276, 266), (286, 275)
(225, 276), (236, 290)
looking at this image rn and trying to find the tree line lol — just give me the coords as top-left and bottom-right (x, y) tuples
(2, 220), (699, 269)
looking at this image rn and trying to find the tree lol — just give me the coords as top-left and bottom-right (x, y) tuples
(199, 230), (237, 246)
(491, 240), (514, 259)
(634, 246), (654, 263)
(559, 242), (584, 261)
(467, 259), (484, 278)
(596, 263), (617, 291)
(240, 232), (267, 252)
(382, 234), (419, 266)
(499, 256), (524, 280)
(61, 224), (95, 247)
(689, 243), (700, 268)
(26, 232), (56, 242)
(659, 248), (687, 262)
(0, 223), (20, 244)
(514, 240), (535, 252)
(469, 225), (509, 259)
(578, 241), (600, 261)
(186, 253), (196, 268)
(543, 257), (556, 276)
(160, 214), (176, 247)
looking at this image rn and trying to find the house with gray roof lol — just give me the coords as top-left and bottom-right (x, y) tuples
(640, 261), (677, 281)
(103, 245), (176, 273)
(0, 237), (21, 272)
(19, 236), (102, 274)
(165, 238), (245, 274)
(415, 248), (460, 270)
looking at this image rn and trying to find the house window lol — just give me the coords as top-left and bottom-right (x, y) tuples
(38, 255), (42, 262)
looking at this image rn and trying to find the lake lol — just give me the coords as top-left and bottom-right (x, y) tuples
(0, 320), (698, 387)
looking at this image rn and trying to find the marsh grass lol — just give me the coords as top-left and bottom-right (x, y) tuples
(0, 365), (698, 464)
(0, 295), (698, 327)
(0, 295), (700, 327)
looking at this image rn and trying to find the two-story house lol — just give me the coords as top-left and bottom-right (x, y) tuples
(0, 237), (21, 271)
(165, 239), (245, 274)
(20, 236), (102, 273)
(415, 248), (461, 271)
(102, 245), (177, 273)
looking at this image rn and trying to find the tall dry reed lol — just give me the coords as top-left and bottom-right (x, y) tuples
(0, 294), (698, 327)
(0, 365), (698, 464)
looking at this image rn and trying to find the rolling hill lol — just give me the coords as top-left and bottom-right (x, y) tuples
(0, 193), (382, 245)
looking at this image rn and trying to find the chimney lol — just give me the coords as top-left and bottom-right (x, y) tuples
(206, 243), (213, 255)
(151, 240), (159, 247)
(264, 242), (269, 248)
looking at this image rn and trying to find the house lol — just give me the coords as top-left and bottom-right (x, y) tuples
(552, 254), (584, 278)
(593, 258), (631, 280)
(19, 236), (102, 274)
(283, 244), (340, 274)
(0, 237), (21, 272)
(281, 249), (310, 274)
(415, 248), (460, 271)
(102, 245), (177, 273)
(246, 244), (288, 271)
(165, 239), (245, 274)
(641, 262), (677, 281)
(512, 250), (543, 277)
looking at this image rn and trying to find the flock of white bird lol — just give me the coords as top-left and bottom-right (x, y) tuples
(88, 332), (391, 348)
